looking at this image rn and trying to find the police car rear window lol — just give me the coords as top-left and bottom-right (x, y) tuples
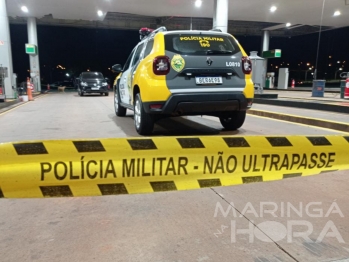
(164, 34), (240, 55)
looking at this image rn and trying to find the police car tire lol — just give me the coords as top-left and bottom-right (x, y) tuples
(115, 88), (126, 117)
(105, 92), (109, 96)
(134, 93), (154, 135)
(219, 111), (246, 130)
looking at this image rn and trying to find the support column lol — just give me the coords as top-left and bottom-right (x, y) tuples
(213, 0), (217, 29)
(27, 17), (41, 92)
(213, 0), (228, 33)
(0, 0), (14, 99)
(261, 30), (270, 88)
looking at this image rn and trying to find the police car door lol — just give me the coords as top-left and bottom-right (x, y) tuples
(119, 48), (136, 105)
(120, 43), (145, 105)
(127, 42), (145, 104)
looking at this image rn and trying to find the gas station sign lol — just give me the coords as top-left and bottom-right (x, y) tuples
(262, 49), (282, 58)
(25, 44), (37, 55)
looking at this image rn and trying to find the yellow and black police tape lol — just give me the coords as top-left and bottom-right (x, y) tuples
(0, 136), (348, 198)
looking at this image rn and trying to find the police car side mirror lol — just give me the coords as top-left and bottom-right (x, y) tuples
(112, 64), (123, 73)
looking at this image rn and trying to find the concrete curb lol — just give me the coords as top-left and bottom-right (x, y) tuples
(254, 94), (278, 99)
(264, 88), (340, 93)
(0, 99), (21, 110)
(254, 98), (349, 114)
(247, 109), (349, 133)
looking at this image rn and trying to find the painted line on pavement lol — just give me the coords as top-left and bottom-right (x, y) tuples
(247, 109), (349, 134)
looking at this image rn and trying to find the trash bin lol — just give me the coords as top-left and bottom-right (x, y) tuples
(21, 95), (29, 102)
(265, 78), (270, 89)
(312, 80), (326, 97)
(340, 80), (346, 99)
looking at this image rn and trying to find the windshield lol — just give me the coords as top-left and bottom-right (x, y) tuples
(82, 72), (104, 79)
(165, 34), (239, 55)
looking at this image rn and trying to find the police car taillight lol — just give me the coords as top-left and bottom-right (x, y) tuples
(153, 56), (170, 75)
(242, 56), (252, 74)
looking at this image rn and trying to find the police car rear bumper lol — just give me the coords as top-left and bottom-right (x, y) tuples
(143, 93), (252, 116)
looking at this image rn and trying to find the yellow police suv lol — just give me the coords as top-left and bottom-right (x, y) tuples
(112, 27), (254, 135)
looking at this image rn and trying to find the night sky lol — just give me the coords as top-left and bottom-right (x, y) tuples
(9, 24), (349, 83)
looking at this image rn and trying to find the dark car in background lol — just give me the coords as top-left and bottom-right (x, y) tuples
(77, 72), (109, 96)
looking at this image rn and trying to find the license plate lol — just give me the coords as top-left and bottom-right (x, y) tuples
(195, 76), (223, 85)
(91, 87), (100, 90)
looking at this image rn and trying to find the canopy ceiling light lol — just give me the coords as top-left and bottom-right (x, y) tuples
(21, 6), (29, 13)
(195, 0), (202, 8)
(270, 6), (277, 12)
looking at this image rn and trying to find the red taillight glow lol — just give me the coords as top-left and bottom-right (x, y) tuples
(242, 56), (252, 75)
(153, 56), (170, 75)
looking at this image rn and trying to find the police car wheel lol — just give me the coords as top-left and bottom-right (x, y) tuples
(219, 111), (246, 130)
(134, 93), (154, 135)
(114, 88), (126, 117)
(105, 92), (109, 96)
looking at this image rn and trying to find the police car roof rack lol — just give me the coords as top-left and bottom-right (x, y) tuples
(147, 26), (167, 39)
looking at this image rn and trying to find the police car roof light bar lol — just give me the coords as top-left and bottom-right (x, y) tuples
(139, 28), (153, 40)
(140, 26), (167, 41)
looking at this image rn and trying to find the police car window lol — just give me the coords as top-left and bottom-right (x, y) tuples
(143, 39), (154, 58)
(131, 43), (145, 67)
(123, 48), (136, 71)
(165, 34), (239, 55)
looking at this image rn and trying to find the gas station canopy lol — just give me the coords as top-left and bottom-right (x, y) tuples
(6, 0), (349, 28)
